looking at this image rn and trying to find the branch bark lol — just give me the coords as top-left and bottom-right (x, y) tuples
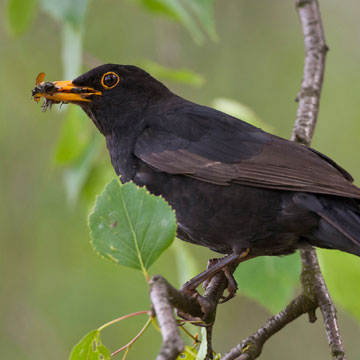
(221, 295), (317, 360)
(150, 270), (232, 360)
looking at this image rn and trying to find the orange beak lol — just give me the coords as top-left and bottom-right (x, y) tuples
(32, 78), (102, 104)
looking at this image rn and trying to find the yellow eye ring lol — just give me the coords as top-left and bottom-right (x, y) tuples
(101, 72), (120, 89)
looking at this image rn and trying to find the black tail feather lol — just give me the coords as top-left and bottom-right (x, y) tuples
(294, 193), (360, 256)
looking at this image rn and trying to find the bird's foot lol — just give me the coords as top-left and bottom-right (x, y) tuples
(181, 249), (252, 304)
(202, 257), (238, 303)
(219, 265), (238, 303)
(177, 293), (214, 325)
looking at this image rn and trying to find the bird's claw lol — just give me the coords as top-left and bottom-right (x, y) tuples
(176, 292), (213, 325)
(218, 266), (238, 303)
(202, 257), (239, 303)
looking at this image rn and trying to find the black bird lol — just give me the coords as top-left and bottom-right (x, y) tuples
(33, 64), (360, 297)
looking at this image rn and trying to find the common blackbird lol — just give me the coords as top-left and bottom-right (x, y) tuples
(32, 64), (360, 296)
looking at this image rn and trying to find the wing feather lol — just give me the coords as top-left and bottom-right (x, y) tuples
(135, 107), (360, 199)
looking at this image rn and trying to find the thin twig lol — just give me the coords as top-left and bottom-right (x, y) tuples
(221, 295), (317, 360)
(300, 249), (346, 359)
(111, 317), (152, 357)
(97, 310), (150, 331)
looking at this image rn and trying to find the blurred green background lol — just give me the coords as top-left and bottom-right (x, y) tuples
(1, 0), (360, 359)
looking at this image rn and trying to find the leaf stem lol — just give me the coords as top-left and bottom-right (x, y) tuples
(179, 325), (200, 343)
(121, 346), (130, 360)
(111, 318), (152, 357)
(97, 310), (150, 332)
(151, 315), (161, 333)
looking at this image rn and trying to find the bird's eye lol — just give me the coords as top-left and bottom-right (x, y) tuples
(101, 72), (120, 89)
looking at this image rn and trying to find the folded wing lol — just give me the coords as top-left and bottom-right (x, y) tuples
(135, 105), (360, 199)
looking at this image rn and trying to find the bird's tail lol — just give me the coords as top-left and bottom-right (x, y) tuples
(294, 193), (360, 257)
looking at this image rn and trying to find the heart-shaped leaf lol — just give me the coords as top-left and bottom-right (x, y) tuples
(70, 329), (111, 360)
(89, 179), (177, 275)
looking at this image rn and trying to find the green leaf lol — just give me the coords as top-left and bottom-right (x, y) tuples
(62, 22), (84, 80)
(40, 0), (89, 28)
(54, 106), (92, 165)
(81, 159), (115, 208)
(89, 179), (177, 273)
(176, 346), (198, 359)
(139, 60), (204, 87)
(70, 329), (111, 360)
(234, 253), (301, 313)
(182, 0), (218, 41)
(319, 250), (360, 323)
(196, 328), (207, 360)
(64, 136), (103, 205)
(172, 240), (201, 287)
(134, 0), (179, 18)
(134, 0), (208, 44)
(212, 98), (274, 133)
(6, 0), (38, 35)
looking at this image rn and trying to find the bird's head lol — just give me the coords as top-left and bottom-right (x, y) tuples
(32, 64), (170, 134)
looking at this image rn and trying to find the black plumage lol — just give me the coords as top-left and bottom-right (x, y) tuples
(33, 64), (360, 271)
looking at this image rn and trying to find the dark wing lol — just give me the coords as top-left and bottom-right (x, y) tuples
(135, 102), (360, 199)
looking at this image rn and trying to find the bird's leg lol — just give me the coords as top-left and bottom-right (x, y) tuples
(181, 249), (253, 303)
(202, 257), (238, 303)
(202, 258), (219, 290)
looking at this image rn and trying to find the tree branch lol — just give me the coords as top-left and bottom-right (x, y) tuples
(300, 248), (346, 359)
(222, 1), (347, 359)
(149, 276), (190, 360)
(291, 0), (328, 145)
(150, 267), (235, 360)
(292, 0), (345, 358)
(221, 295), (317, 360)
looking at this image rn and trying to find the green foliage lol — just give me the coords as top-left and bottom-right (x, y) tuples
(89, 179), (177, 275)
(319, 250), (360, 322)
(176, 328), (221, 360)
(139, 60), (205, 87)
(182, 0), (217, 41)
(172, 240), (201, 286)
(61, 22), (84, 79)
(69, 330), (111, 360)
(54, 107), (92, 165)
(134, 0), (217, 44)
(235, 254), (301, 313)
(5, 0), (38, 35)
(196, 327), (208, 360)
(40, 0), (89, 28)
(177, 346), (198, 359)
(63, 137), (103, 205)
(212, 98), (274, 133)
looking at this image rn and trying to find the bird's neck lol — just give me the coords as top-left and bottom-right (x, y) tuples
(105, 122), (145, 183)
